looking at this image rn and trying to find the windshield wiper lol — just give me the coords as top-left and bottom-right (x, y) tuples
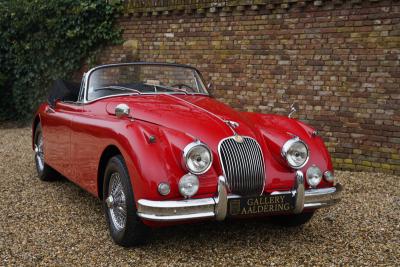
(144, 84), (189, 94)
(93, 86), (141, 94)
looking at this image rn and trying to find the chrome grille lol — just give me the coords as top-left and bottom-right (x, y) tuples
(218, 137), (265, 196)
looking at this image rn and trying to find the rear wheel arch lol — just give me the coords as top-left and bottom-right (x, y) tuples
(32, 115), (41, 149)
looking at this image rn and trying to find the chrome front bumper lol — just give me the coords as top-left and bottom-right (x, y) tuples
(137, 172), (343, 222)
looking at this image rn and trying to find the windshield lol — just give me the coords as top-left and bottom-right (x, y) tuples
(86, 64), (208, 101)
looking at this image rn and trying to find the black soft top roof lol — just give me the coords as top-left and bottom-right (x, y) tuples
(48, 79), (80, 106)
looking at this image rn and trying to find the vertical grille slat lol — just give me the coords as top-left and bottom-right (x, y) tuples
(226, 140), (236, 190)
(250, 140), (263, 188)
(218, 137), (265, 196)
(234, 140), (245, 190)
(243, 140), (253, 193)
(248, 140), (258, 193)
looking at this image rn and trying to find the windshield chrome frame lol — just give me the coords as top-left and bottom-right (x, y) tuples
(83, 62), (210, 103)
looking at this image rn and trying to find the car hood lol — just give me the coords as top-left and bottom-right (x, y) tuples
(105, 94), (261, 148)
(102, 94), (330, 192)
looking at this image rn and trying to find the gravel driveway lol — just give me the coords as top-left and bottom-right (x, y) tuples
(0, 125), (399, 266)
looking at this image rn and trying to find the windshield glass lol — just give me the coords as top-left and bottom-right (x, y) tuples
(86, 64), (208, 101)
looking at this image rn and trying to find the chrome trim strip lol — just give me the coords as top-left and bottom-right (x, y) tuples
(137, 198), (216, 221)
(138, 212), (215, 221)
(271, 183), (342, 209)
(304, 183), (343, 208)
(165, 93), (236, 135)
(83, 92), (210, 105)
(136, 175), (342, 222)
(138, 198), (215, 209)
(270, 191), (292, 195)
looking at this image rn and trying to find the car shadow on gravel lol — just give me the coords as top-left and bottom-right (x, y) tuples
(151, 218), (304, 245)
(53, 175), (307, 247)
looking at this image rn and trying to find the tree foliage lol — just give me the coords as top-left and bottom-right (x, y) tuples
(0, 0), (122, 120)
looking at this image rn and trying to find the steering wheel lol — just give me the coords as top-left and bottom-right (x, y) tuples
(171, 83), (196, 92)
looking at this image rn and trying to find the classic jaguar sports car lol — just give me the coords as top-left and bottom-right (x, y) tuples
(33, 62), (342, 246)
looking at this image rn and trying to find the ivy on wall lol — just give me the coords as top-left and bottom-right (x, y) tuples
(0, 0), (122, 121)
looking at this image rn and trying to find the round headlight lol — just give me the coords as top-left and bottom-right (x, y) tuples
(324, 171), (335, 182)
(183, 141), (212, 174)
(306, 165), (322, 188)
(178, 174), (199, 198)
(282, 138), (309, 169)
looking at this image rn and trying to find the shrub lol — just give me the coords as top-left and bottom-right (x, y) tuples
(0, 0), (122, 121)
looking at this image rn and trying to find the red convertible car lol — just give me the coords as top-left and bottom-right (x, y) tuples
(33, 62), (342, 246)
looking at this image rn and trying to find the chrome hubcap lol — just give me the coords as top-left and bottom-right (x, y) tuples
(107, 172), (127, 231)
(106, 195), (114, 208)
(35, 133), (44, 172)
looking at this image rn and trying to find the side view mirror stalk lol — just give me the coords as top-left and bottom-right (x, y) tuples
(288, 102), (299, 118)
(207, 82), (214, 97)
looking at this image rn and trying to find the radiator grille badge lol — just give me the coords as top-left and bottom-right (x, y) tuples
(233, 134), (244, 143)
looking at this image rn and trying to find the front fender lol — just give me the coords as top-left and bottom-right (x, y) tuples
(243, 112), (334, 189)
(119, 120), (220, 202)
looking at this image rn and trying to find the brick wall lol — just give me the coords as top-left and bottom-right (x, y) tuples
(99, 0), (400, 174)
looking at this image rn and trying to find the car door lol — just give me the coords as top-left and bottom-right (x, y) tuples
(69, 74), (102, 195)
(41, 101), (82, 179)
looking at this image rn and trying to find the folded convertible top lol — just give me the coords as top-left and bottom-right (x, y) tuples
(48, 79), (80, 107)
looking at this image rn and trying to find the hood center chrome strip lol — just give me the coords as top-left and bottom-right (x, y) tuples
(164, 94), (237, 136)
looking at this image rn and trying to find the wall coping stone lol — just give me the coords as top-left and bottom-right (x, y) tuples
(123, 0), (394, 16)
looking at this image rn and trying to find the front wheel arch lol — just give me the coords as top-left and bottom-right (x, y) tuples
(103, 154), (150, 246)
(97, 145), (123, 199)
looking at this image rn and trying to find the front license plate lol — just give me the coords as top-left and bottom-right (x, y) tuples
(228, 194), (293, 217)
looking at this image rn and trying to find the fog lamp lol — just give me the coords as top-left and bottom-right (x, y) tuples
(158, 183), (170, 196)
(324, 171), (335, 182)
(306, 165), (322, 188)
(178, 174), (199, 198)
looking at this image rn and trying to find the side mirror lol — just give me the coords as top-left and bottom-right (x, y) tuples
(115, 103), (131, 118)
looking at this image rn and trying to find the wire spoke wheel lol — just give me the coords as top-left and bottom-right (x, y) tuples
(106, 172), (127, 231)
(103, 155), (150, 246)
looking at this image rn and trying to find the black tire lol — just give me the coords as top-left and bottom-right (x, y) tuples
(103, 155), (150, 246)
(34, 124), (58, 181)
(271, 211), (315, 227)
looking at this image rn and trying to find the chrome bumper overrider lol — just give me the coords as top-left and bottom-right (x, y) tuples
(137, 173), (343, 222)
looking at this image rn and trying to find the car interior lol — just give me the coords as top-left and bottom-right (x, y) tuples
(48, 79), (81, 107)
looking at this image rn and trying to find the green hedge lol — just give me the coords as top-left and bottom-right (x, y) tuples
(0, 0), (122, 121)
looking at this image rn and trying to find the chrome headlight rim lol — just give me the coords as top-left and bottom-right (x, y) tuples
(183, 140), (213, 175)
(281, 137), (310, 169)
